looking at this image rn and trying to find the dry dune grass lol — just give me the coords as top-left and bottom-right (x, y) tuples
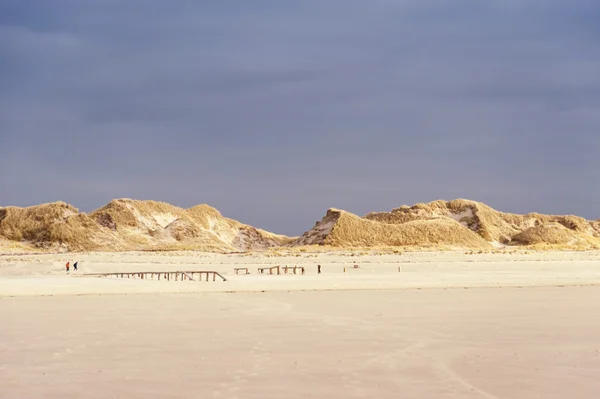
(511, 224), (579, 245)
(2, 198), (598, 253)
(0, 202), (78, 242)
(0, 237), (40, 253)
(363, 199), (600, 248)
(185, 204), (294, 250)
(90, 199), (189, 231)
(0, 199), (291, 252)
(39, 213), (113, 251)
(366, 199), (524, 242)
(299, 199), (600, 250)
(0, 202), (125, 252)
(296, 208), (491, 249)
(186, 204), (226, 230)
(511, 224), (600, 248)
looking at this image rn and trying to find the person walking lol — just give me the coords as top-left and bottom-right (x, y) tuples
(73, 262), (78, 271)
(66, 262), (70, 272)
(317, 264), (322, 274)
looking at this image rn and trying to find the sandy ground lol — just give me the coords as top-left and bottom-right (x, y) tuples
(2, 288), (600, 398)
(2, 251), (600, 398)
(1, 250), (600, 296)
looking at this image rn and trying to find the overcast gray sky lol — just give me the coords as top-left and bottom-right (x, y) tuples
(1, 0), (599, 235)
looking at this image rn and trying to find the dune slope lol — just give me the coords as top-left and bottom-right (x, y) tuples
(0, 199), (293, 252)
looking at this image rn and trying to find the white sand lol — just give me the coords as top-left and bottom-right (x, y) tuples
(1, 250), (600, 296)
(2, 251), (600, 398)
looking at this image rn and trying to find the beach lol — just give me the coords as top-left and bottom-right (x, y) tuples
(2, 251), (600, 398)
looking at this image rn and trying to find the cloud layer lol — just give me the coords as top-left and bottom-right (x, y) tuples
(2, 0), (599, 235)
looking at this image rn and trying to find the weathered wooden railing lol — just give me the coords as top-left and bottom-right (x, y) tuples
(258, 265), (281, 275)
(85, 271), (227, 282)
(282, 265), (305, 275)
(234, 267), (250, 275)
(256, 265), (306, 275)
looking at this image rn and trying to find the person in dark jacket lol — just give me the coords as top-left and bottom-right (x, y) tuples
(73, 262), (78, 271)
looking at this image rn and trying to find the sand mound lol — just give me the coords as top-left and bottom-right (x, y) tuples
(0, 202), (123, 252)
(363, 199), (600, 248)
(592, 220), (600, 235)
(294, 208), (491, 249)
(0, 202), (78, 241)
(510, 224), (581, 246)
(0, 199), (292, 252)
(2, 198), (598, 252)
(296, 199), (600, 250)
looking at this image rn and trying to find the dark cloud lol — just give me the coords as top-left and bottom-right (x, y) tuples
(1, 0), (599, 235)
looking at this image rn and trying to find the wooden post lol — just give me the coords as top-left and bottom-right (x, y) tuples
(213, 273), (216, 282)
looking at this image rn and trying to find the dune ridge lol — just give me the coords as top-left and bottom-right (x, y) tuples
(1, 198), (599, 252)
(296, 199), (600, 250)
(0, 199), (293, 252)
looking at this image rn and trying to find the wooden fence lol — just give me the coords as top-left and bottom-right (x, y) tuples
(85, 271), (227, 282)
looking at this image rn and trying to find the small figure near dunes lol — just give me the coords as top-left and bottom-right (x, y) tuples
(65, 262), (70, 272)
(317, 265), (322, 274)
(73, 262), (78, 271)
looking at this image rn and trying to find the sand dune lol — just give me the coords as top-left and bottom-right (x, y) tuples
(0, 199), (293, 252)
(1, 198), (599, 252)
(293, 208), (491, 249)
(298, 199), (600, 250)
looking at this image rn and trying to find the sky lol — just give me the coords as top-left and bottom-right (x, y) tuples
(1, 0), (599, 236)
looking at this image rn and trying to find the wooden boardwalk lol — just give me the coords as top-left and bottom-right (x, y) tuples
(85, 271), (227, 282)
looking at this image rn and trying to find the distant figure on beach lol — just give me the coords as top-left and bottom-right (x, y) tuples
(317, 265), (322, 274)
(66, 262), (70, 272)
(73, 262), (78, 271)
